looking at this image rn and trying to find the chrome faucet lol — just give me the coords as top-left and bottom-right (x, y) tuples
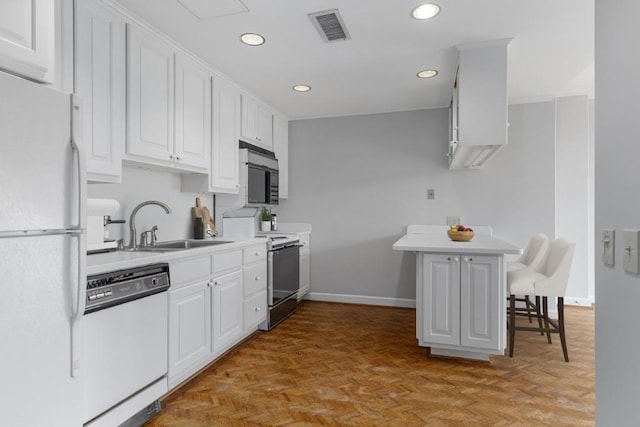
(128, 201), (172, 249)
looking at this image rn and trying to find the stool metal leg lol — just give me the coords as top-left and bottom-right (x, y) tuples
(558, 297), (569, 362)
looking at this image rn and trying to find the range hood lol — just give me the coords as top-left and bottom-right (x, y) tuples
(448, 38), (511, 170)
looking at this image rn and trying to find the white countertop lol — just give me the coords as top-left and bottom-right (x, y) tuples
(393, 232), (521, 255)
(87, 237), (267, 275)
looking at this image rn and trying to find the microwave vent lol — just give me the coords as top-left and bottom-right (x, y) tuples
(308, 9), (351, 43)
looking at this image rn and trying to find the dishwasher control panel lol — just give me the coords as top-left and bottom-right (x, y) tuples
(85, 263), (170, 314)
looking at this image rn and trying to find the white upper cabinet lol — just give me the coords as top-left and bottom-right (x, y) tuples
(0, 0), (54, 83)
(126, 24), (208, 172)
(449, 39), (511, 169)
(241, 94), (273, 150)
(75, 0), (125, 183)
(273, 114), (289, 199)
(126, 24), (175, 163)
(174, 53), (210, 170)
(180, 75), (241, 194)
(210, 77), (240, 193)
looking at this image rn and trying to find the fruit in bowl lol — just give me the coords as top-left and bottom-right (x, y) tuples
(447, 225), (474, 241)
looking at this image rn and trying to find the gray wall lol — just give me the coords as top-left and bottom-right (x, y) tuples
(275, 106), (557, 304)
(595, 0), (640, 423)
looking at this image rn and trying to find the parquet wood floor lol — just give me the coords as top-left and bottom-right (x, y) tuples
(147, 301), (594, 426)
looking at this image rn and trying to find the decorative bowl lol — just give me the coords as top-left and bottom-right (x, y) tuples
(447, 230), (474, 242)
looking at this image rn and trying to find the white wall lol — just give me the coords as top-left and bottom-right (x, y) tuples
(275, 105), (559, 305)
(87, 165), (215, 244)
(555, 95), (593, 305)
(595, 0), (640, 423)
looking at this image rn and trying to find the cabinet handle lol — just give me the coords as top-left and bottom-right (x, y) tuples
(255, 276), (260, 281)
(169, 154), (174, 160)
(214, 281), (221, 286)
(255, 307), (261, 312)
(463, 257), (473, 262)
(448, 256), (459, 262)
(255, 251), (261, 256)
(207, 281), (211, 287)
(176, 155), (181, 160)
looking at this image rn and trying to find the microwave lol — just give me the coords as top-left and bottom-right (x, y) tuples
(240, 143), (279, 206)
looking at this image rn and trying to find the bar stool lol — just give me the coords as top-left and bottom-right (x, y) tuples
(507, 233), (549, 323)
(507, 238), (575, 362)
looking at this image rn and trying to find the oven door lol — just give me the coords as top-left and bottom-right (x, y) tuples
(268, 244), (300, 306)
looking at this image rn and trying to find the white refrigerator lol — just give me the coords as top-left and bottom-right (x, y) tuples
(0, 71), (86, 425)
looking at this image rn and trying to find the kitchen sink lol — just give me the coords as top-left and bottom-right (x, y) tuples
(153, 239), (232, 249)
(127, 239), (233, 252)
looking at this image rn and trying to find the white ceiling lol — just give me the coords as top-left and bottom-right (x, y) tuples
(112, 0), (594, 120)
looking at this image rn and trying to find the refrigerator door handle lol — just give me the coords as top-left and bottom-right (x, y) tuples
(69, 95), (86, 378)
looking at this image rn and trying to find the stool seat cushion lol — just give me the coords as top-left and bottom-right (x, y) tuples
(507, 261), (527, 272)
(507, 268), (545, 295)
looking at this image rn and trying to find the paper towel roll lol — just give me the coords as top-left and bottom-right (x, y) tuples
(87, 199), (120, 216)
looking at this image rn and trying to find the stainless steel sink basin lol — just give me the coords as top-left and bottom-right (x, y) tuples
(153, 239), (232, 249)
(127, 239), (233, 252)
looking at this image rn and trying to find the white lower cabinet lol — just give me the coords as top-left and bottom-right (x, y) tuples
(211, 269), (243, 353)
(168, 242), (267, 389)
(168, 279), (211, 382)
(298, 232), (311, 300)
(419, 253), (503, 359)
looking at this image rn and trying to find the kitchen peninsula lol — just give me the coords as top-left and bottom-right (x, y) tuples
(394, 225), (521, 361)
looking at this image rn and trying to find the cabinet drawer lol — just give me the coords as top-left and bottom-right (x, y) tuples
(212, 249), (242, 274)
(170, 256), (211, 286)
(243, 261), (267, 297)
(243, 244), (266, 264)
(244, 291), (267, 330)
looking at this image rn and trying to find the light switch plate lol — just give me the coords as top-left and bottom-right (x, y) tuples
(602, 229), (614, 266)
(623, 229), (640, 273)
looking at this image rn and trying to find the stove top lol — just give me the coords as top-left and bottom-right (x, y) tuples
(257, 232), (299, 250)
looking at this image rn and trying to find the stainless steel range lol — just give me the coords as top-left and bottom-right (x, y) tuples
(258, 233), (301, 330)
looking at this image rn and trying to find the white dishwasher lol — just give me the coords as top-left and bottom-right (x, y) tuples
(83, 263), (170, 427)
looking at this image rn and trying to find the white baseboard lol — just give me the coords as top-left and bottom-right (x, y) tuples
(564, 296), (593, 307)
(305, 292), (416, 308)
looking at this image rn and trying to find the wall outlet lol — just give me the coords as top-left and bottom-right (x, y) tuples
(447, 216), (461, 227)
(427, 189), (435, 200)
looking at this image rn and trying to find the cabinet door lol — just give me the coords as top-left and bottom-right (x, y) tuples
(175, 53), (210, 170)
(76, 0), (125, 183)
(257, 104), (273, 149)
(169, 280), (211, 381)
(460, 255), (501, 350)
(299, 250), (310, 299)
(211, 270), (243, 353)
(127, 24), (174, 163)
(211, 77), (240, 193)
(244, 290), (267, 331)
(273, 114), (289, 198)
(0, 0), (53, 83)
(240, 94), (258, 144)
(422, 254), (460, 346)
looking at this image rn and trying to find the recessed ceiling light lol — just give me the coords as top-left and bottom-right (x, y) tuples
(292, 84), (311, 92)
(240, 33), (265, 46)
(417, 69), (438, 78)
(411, 3), (441, 20)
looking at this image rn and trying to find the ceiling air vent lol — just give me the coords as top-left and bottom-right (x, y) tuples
(308, 9), (351, 43)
